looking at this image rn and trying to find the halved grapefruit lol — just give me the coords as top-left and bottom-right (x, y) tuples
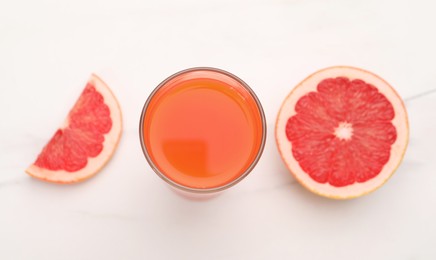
(26, 74), (122, 183)
(276, 66), (409, 199)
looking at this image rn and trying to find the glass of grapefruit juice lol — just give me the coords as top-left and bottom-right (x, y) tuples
(140, 67), (266, 194)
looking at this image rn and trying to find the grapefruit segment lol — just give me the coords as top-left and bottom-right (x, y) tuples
(26, 74), (122, 183)
(276, 66), (408, 199)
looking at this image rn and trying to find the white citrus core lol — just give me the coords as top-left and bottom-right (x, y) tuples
(334, 122), (353, 141)
(275, 66), (409, 199)
(26, 74), (122, 183)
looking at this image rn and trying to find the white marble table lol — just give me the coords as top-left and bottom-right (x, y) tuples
(1, 0), (436, 259)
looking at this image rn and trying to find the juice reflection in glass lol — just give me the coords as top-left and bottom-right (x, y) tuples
(140, 68), (266, 193)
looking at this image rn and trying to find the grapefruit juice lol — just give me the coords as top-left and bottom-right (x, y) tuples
(140, 68), (266, 192)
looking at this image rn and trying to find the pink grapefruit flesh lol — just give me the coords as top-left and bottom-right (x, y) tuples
(26, 74), (122, 183)
(276, 66), (409, 199)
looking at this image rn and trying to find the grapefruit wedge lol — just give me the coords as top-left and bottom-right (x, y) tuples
(276, 66), (409, 199)
(26, 74), (122, 183)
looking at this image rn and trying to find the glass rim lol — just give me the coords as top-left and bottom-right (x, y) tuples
(139, 67), (267, 193)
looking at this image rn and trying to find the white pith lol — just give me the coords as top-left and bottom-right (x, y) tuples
(276, 66), (409, 199)
(26, 74), (122, 183)
(334, 122), (353, 140)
